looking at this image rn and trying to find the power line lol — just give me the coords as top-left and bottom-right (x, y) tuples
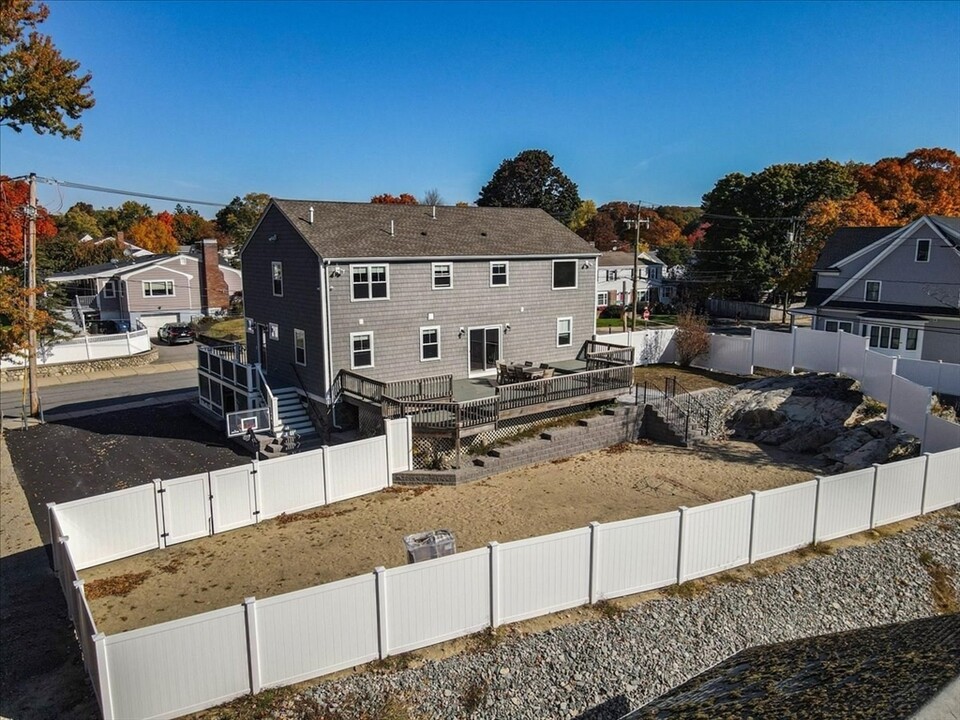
(32, 177), (227, 208)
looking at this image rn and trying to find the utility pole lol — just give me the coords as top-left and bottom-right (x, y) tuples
(626, 203), (650, 332)
(26, 173), (40, 416)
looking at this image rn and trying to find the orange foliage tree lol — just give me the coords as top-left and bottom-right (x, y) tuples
(128, 216), (178, 254)
(370, 193), (418, 204)
(0, 176), (57, 266)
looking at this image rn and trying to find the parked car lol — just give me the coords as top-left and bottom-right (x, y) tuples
(86, 319), (131, 335)
(158, 323), (196, 345)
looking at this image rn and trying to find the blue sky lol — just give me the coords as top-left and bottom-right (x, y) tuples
(3, 0), (959, 217)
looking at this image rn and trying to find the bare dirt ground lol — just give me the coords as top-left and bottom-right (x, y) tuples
(82, 438), (822, 635)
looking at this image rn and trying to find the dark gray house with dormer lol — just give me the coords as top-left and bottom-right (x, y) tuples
(802, 215), (960, 362)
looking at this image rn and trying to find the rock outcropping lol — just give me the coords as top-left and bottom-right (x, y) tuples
(719, 374), (919, 473)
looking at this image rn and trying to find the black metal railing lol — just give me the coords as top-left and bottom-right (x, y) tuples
(664, 376), (711, 437)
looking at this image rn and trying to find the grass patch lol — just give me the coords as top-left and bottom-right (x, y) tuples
(198, 317), (246, 343)
(593, 599), (627, 620)
(917, 548), (959, 614)
(369, 653), (417, 673)
(664, 580), (708, 599)
(467, 627), (504, 654)
(796, 542), (835, 558)
(85, 571), (153, 600)
(633, 364), (743, 392)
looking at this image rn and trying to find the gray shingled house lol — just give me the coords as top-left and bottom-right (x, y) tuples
(801, 215), (960, 362)
(200, 199), (635, 449)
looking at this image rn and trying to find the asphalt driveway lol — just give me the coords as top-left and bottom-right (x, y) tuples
(5, 400), (250, 543)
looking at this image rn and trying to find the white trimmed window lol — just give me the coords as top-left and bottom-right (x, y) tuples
(294, 328), (306, 366)
(864, 280), (881, 302)
(916, 239), (931, 262)
(420, 326), (440, 361)
(490, 261), (508, 287)
(432, 263), (452, 289)
(351, 265), (389, 300)
(824, 320), (853, 333)
(143, 280), (174, 297)
(860, 323), (921, 351)
(557, 317), (572, 347)
(552, 260), (578, 289)
(272, 261), (283, 296)
(605, 270), (617, 281)
(597, 292), (607, 306)
(103, 279), (117, 298)
(269, 323), (279, 341)
(351, 332), (374, 368)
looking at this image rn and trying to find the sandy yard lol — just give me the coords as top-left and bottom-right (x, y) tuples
(82, 438), (823, 635)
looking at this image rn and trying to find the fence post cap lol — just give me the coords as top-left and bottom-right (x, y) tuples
(678, 505), (689, 512)
(93, 632), (106, 642)
(487, 540), (499, 549)
(749, 489), (760, 497)
(243, 596), (257, 605)
(588, 521), (600, 529)
(73, 579), (85, 589)
(46, 501), (57, 509)
(374, 566), (386, 575)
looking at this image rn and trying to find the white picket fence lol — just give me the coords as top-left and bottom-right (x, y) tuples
(50, 445), (960, 720)
(0, 329), (152, 368)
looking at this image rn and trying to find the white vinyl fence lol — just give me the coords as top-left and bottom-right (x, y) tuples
(0, 329), (152, 368)
(50, 446), (960, 720)
(599, 329), (676, 365)
(52, 418), (412, 571)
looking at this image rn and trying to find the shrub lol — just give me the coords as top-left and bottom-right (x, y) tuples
(674, 310), (710, 367)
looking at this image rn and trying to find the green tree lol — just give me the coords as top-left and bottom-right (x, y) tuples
(0, 0), (95, 139)
(568, 199), (596, 232)
(477, 149), (581, 225)
(697, 160), (857, 301)
(56, 202), (102, 240)
(94, 200), (153, 237)
(215, 192), (269, 248)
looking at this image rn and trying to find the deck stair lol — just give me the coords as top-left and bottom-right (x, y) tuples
(273, 387), (318, 439)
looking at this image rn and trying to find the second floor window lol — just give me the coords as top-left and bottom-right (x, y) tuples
(916, 239), (930, 262)
(490, 262), (508, 286)
(432, 263), (452, 289)
(272, 262), (283, 296)
(143, 280), (174, 297)
(352, 265), (388, 300)
(605, 270), (617, 281)
(553, 260), (577, 289)
(864, 280), (881, 302)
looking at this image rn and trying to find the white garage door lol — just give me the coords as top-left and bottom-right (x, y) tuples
(139, 313), (180, 333)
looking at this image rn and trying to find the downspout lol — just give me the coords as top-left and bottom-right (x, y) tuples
(319, 259), (339, 427)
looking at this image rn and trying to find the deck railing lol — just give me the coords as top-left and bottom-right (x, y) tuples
(339, 369), (387, 403)
(386, 394), (499, 432)
(497, 365), (633, 412)
(578, 339), (635, 368)
(385, 374), (453, 401)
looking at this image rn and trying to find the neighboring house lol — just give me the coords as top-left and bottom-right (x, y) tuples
(47, 239), (242, 333)
(595, 251), (665, 310)
(239, 200), (601, 406)
(802, 216), (960, 361)
(80, 231), (154, 258)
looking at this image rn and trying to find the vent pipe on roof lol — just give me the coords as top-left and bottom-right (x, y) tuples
(432, 205), (436, 220)
(308, 206), (314, 224)
(390, 220), (395, 237)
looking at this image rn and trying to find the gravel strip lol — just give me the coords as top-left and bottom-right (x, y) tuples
(276, 513), (959, 720)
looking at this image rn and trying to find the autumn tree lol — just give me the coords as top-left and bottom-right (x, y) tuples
(170, 204), (218, 245)
(854, 147), (960, 220)
(568, 199), (597, 232)
(578, 212), (619, 250)
(215, 192), (269, 248)
(0, 0), (95, 139)
(370, 193), (419, 204)
(129, 216), (178, 254)
(0, 175), (57, 266)
(477, 149), (581, 225)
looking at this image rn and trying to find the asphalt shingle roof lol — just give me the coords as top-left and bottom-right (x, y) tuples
(812, 226), (899, 271)
(47, 254), (175, 280)
(270, 200), (597, 259)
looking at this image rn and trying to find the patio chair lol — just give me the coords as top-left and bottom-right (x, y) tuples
(524, 361), (533, 367)
(541, 368), (555, 379)
(539, 363), (550, 369)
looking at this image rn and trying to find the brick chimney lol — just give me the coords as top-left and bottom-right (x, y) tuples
(200, 239), (230, 313)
